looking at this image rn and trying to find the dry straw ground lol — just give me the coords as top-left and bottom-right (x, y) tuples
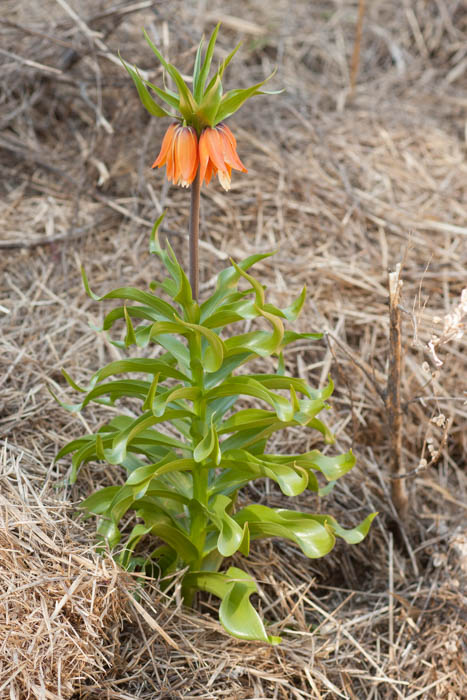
(1, 0), (466, 698)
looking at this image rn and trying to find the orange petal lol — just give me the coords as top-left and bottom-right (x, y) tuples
(204, 159), (215, 184)
(218, 123), (247, 172)
(203, 127), (226, 171)
(177, 126), (198, 184)
(199, 130), (211, 184)
(152, 123), (177, 168)
(166, 133), (176, 182)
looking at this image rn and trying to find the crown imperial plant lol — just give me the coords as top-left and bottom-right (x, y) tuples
(55, 25), (375, 644)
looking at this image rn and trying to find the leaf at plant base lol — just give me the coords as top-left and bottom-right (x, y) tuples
(234, 505), (337, 558)
(136, 507), (199, 562)
(97, 517), (121, 548)
(117, 523), (153, 569)
(219, 567), (281, 644)
(183, 567), (280, 644)
(80, 486), (121, 515)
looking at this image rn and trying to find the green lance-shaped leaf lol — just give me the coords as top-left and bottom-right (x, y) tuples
(206, 494), (248, 557)
(207, 376), (293, 422)
(137, 507), (199, 563)
(202, 298), (258, 329)
(214, 71), (281, 123)
(263, 286), (307, 322)
(97, 517), (121, 548)
(123, 305), (136, 346)
(81, 266), (177, 321)
(193, 419), (221, 465)
(223, 313), (284, 357)
(55, 379), (150, 413)
(234, 505), (337, 559)
(280, 330), (323, 348)
(200, 251), (274, 321)
(194, 22), (220, 102)
(119, 54), (173, 117)
(142, 29), (197, 120)
(219, 407), (277, 434)
(197, 71), (223, 127)
(219, 568), (280, 644)
(287, 449), (356, 482)
(309, 512), (378, 544)
(139, 76), (180, 110)
(183, 567), (281, 644)
(100, 304), (163, 330)
(117, 523), (153, 570)
(80, 485), (122, 515)
(212, 452), (309, 498)
(126, 457), (196, 489)
(75, 358), (189, 393)
(204, 352), (251, 391)
(230, 259), (265, 306)
(175, 316), (224, 373)
(247, 374), (312, 398)
(103, 409), (192, 465)
(192, 36), (204, 102)
(142, 372), (160, 412)
(208, 41), (242, 87)
(151, 385), (201, 417)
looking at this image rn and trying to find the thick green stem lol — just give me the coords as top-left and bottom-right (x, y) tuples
(189, 169), (201, 302)
(188, 330), (207, 568)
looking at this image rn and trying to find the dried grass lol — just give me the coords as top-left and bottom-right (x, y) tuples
(1, 0), (466, 698)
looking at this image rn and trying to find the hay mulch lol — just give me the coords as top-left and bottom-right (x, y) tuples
(1, 0), (466, 698)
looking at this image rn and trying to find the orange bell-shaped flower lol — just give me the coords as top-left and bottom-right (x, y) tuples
(199, 123), (247, 191)
(152, 123), (199, 188)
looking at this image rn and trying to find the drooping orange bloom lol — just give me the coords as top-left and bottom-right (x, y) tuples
(152, 123), (199, 187)
(199, 123), (247, 191)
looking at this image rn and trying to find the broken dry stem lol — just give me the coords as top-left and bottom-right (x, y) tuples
(387, 265), (409, 520)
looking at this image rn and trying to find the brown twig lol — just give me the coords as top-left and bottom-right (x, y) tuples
(387, 264), (409, 519)
(350, 0), (367, 95)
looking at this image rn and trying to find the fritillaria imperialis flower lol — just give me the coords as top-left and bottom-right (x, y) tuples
(199, 123), (247, 191)
(152, 123), (199, 188)
(122, 24), (277, 191)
